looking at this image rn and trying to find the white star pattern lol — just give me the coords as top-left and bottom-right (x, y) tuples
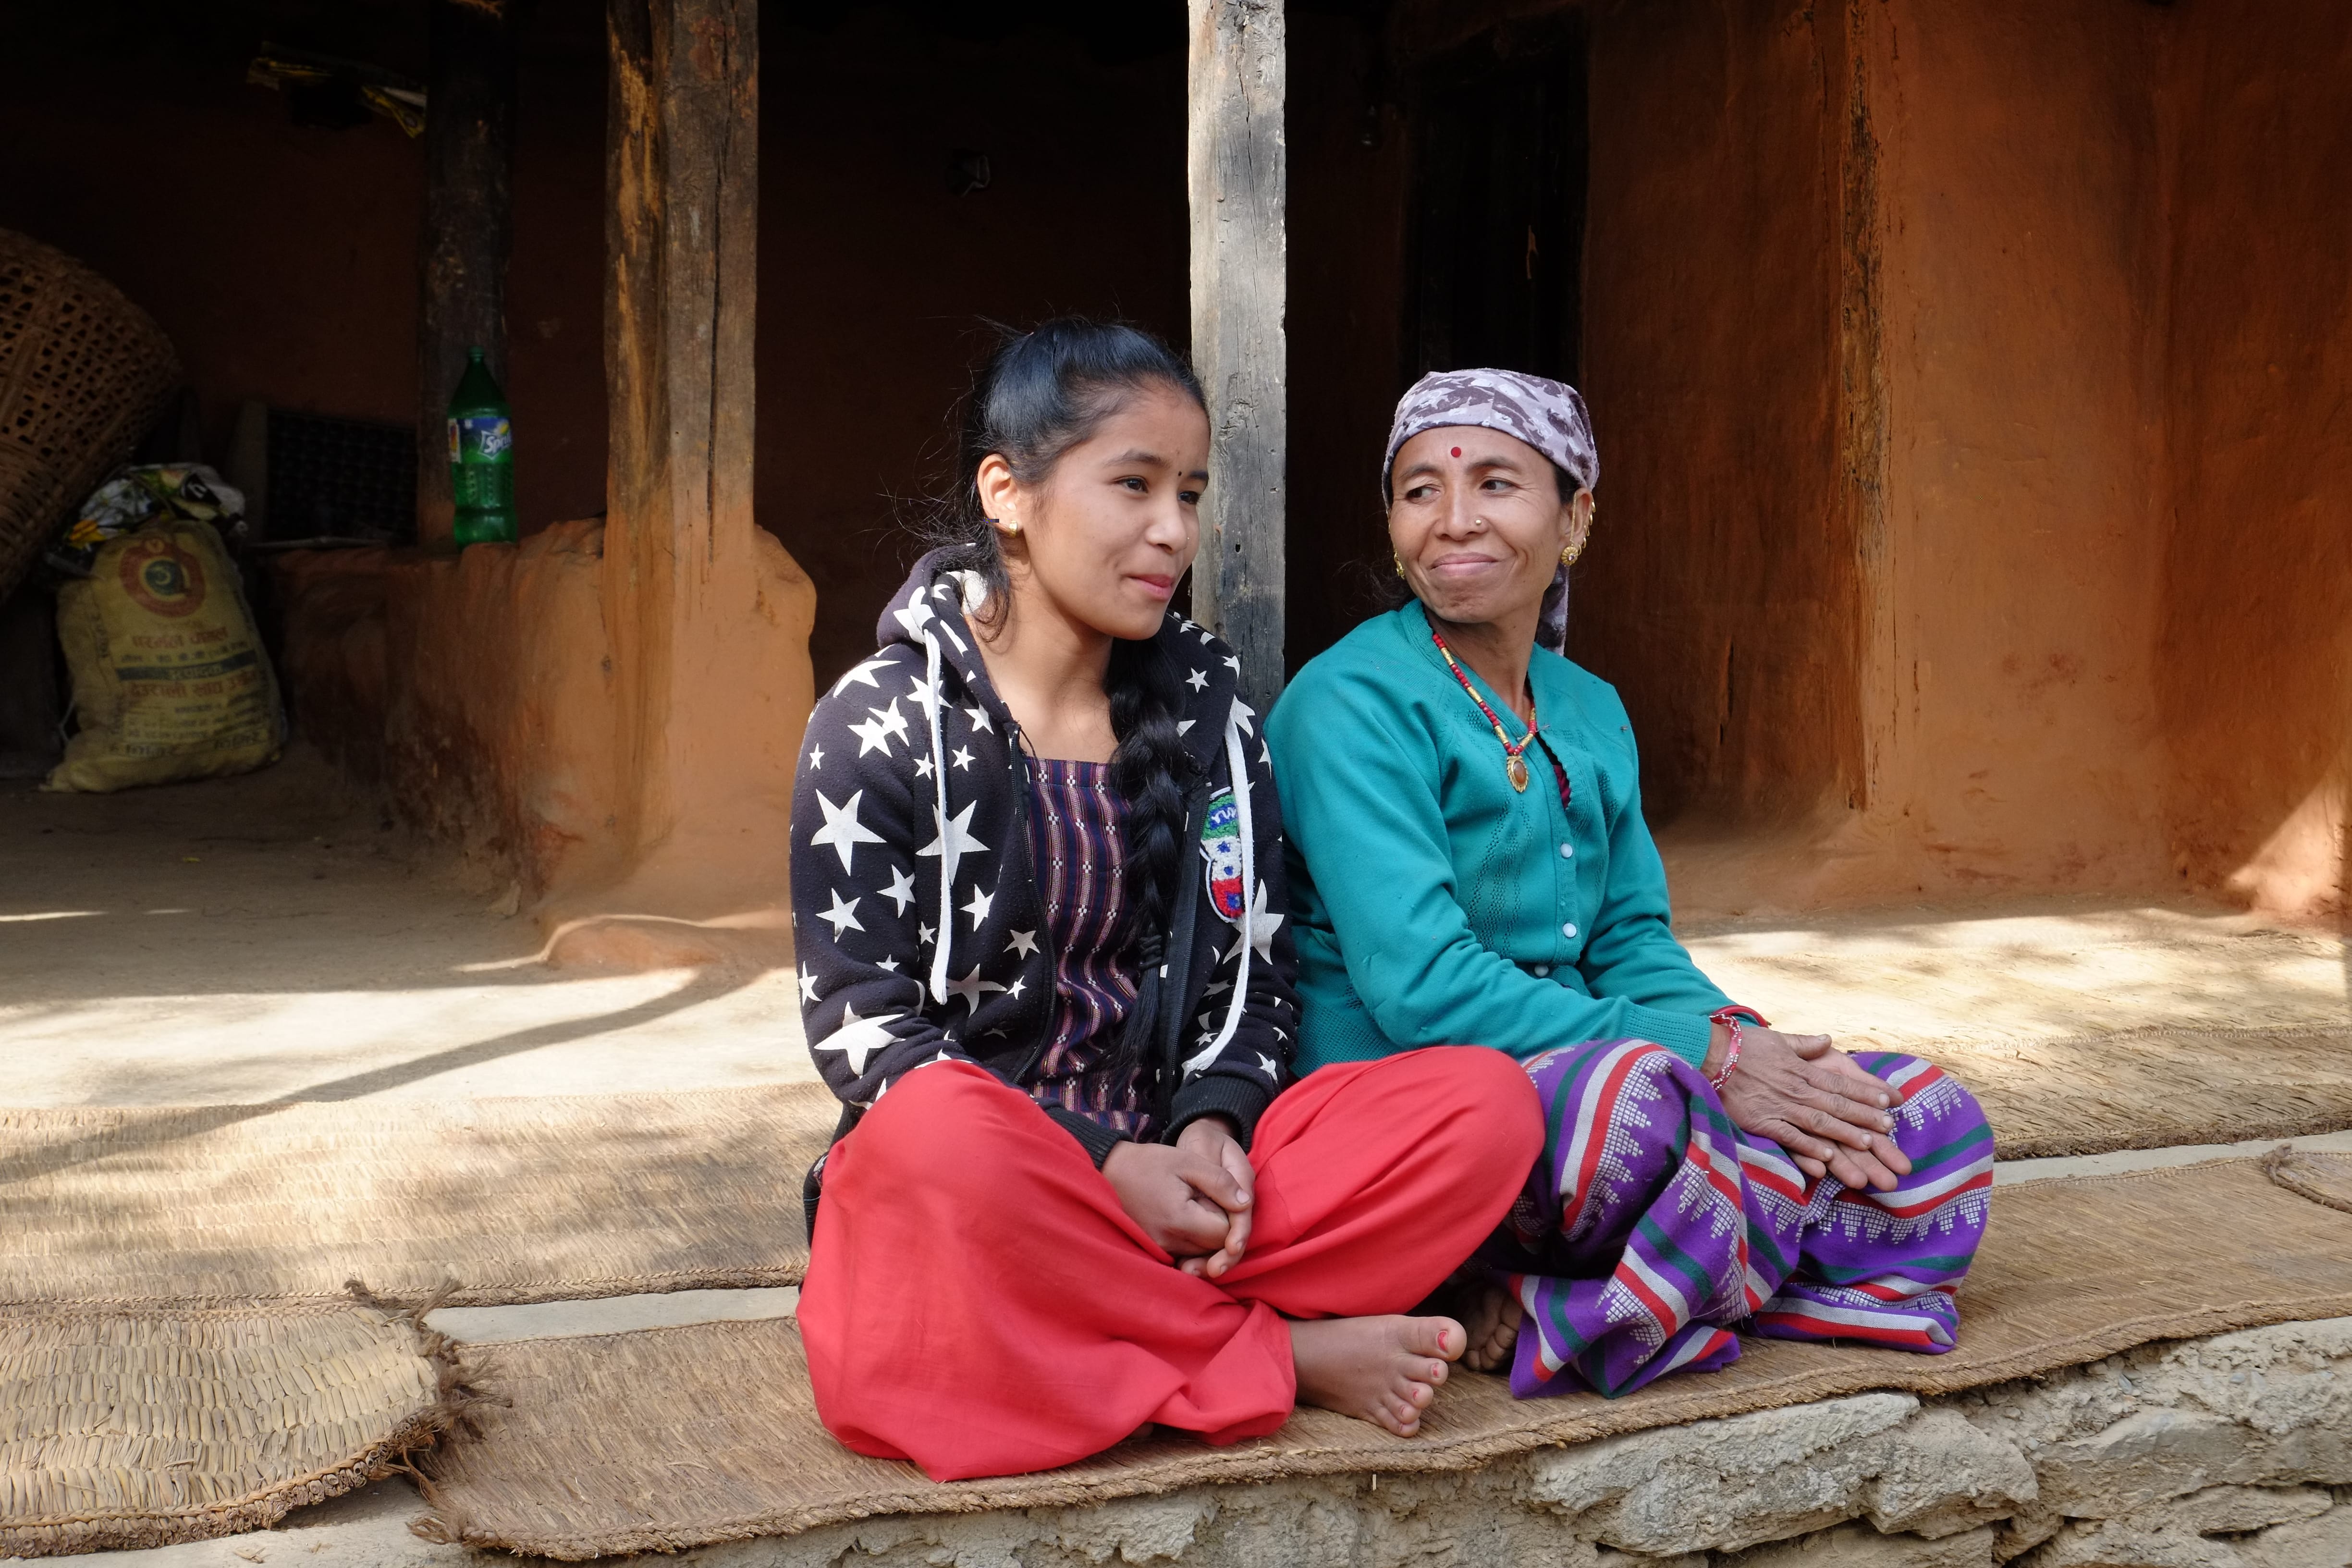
(905, 671), (942, 707)
(919, 921), (936, 944)
(805, 742), (823, 771)
(796, 964), (820, 1004)
(1230, 698), (1256, 736)
(1255, 1052), (1280, 1078)
(832, 655), (892, 695)
(876, 956), (900, 972)
(1223, 879), (1284, 965)
(951, 746), (974, 770)
(820, 1004), (899, 1074)
(961, 885), (994, 929)
(917, 799), (991, 888)
(1006, 976), (1027, 1000)
(818, 890), (865, 937)
(1176, 720), (1196, 736)
(880, 865), (918, 914)
(1007, 929), (1039, 958)
(943, 965), (1005, 1011)
(891, 594), (936, 639)
(848, 711), (897, 757)
(914, 754), (935, 779)
(808, 789), (886, 873)
(1198, 628), (1215, 644)
(870, 698), (910, 747)
(1223, 655), (1241, 674)
(1186, 668), (1208, 691)
(964, 705), (993, 733)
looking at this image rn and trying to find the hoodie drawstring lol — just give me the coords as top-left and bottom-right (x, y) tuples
(921, 629), (953, 1005)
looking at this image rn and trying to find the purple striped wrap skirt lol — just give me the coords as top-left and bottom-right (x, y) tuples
(1482, 1041), (1995, 1400)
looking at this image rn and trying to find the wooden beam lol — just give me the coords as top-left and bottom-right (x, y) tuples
(1188, 0), (1287, 716)
(603, 0), (760, 858)
(416, 0), (516, 550)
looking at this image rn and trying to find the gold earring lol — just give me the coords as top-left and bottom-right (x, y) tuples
(1560, 502), (1595, 566)
(1392, 551), (1407, 577)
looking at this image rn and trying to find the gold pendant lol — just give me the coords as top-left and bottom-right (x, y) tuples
(1506, 753), (1530, 792)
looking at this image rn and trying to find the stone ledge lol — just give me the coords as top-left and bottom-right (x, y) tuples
(676, 1317), (2352, 1568)
(33, 1319), (2352, 1568)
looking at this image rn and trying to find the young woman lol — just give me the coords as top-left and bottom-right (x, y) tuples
(1267, 369), (1993, 1401)
(789, 321), (1544, 1482)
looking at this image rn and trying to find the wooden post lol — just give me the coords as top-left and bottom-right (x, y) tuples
(417, 0), (516, 550)
(602, 0), (759, 861)
(1188, 0), (1287, 716)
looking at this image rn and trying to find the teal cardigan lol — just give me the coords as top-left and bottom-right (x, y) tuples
(1266, 600), (1732, 1073)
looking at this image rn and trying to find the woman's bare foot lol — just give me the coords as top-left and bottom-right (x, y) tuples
(1288, 1315), (1464, 1437)
(1461, 1281), (1522, 1374)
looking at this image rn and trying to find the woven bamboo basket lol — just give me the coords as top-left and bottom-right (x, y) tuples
(0, 228), (182, 603)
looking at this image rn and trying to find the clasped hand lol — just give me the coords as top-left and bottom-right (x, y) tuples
(1102, 1115), (1253, 1278)
(1712, 1025), (1915, 1192)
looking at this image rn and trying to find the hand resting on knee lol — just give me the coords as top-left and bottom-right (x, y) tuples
(1711, 1026), (1914, 1192)
(1102, 1115), (1255, 1277)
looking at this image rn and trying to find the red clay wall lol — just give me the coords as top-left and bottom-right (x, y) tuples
(2157, 0), (2352, 924)
(1857, 0), (2175, 897)
(1576, 0), (1860, 827)
(270, 518), (818, 957)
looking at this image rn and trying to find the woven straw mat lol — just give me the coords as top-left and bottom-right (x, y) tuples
(414, 1153), (2352, 1559)
(0, 229), (182, 603)
(1907, 1023), (2352, 1160)
(0, 1087), (838, 1309)
(0, 1303), (458, 1557)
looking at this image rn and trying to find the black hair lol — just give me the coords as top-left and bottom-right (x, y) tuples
(928, 317), (1204, 1097)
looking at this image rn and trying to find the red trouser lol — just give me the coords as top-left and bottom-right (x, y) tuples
(797, 1048), (1543, 1480)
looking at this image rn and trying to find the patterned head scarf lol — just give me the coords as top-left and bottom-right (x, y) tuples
(1382, 368), (1598, 654)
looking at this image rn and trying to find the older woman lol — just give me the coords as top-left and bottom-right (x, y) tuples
(1265, 370), (1993, 1401)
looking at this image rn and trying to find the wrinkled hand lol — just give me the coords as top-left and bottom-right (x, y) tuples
(1102, 1116), (1254, 1275)
(1712, 1026), (1913, 1192)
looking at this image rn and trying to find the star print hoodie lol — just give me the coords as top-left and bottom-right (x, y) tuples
(791, 550), (1301, 1175)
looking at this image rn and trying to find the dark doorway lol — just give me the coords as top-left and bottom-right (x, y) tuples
(1403, 19), (1589, 382)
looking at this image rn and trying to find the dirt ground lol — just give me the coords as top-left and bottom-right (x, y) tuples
(3, 745), (2343, 1112)
(0, 746), (810, 1108)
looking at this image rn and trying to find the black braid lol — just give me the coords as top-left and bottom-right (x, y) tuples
(922, 317), (1206, 1098)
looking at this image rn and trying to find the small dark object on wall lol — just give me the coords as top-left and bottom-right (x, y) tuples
(946, 149), (991, 196)
(235, 407), (418, 545)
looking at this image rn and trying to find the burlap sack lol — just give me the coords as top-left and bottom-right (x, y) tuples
(44, 519), (283, 792)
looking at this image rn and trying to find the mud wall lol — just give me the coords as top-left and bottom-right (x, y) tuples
(1574, 0), (1860, 826)
(270, 519), (817, 959)
(2156, 0), (2352, 924)
(1856, 0), (2175, 897)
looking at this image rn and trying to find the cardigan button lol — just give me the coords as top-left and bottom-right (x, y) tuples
(1559, 843), (1574, 858)
(1531, 964), (1550, 978)
(1562, 922), (1578, 939)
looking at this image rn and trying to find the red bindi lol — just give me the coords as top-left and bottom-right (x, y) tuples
(1450, 446), (1462, 458)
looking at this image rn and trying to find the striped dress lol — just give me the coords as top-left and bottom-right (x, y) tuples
(1484, 1040), (1995, 1399)
(1022, 760), (1151, 1138)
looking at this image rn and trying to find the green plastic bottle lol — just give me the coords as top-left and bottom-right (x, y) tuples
(447, 346), (517, 545)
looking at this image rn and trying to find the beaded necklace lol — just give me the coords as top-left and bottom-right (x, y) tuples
(1430, 626), (1537, 792)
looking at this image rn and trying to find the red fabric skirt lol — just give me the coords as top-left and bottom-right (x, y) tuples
(797, 1048), (1543, 1480)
